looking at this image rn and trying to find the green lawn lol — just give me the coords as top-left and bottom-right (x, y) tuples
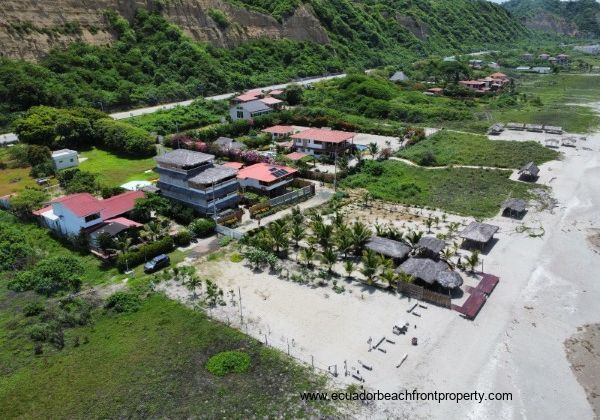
(398, 130), (559, 168)
(0, 149), (36, 196)
(342, 160), (537, 217)
(79, 148), (158, 187)
(0, 294), (337, 418)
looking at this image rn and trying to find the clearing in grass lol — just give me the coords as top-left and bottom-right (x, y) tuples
(78, 147), (158, 187)
(398, 130), (559, 168)
(341, 160), (536, 218)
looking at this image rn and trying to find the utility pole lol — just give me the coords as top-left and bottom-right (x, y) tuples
(238, 286), (243, 324)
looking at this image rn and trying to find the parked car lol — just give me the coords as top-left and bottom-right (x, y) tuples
(144, 254), (170, 273)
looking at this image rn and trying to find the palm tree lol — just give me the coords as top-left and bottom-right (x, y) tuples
(343, 260), (354, 278)
(362, 192), (372, 208)
(380, 269), (397, 288)
(313, 221), (334, 251)
(291, 206), (304, 226)
(268, 220), (289, 255)
(186, 274), (203, 301)
(351, 221), (372, 254)
(332, 211), (345, 229)
(440, 248), (455, 262)
(301, 246), (315, 268)
(425, 218), (433, 233)
(405, 230), (423, 247)
(466, 250), (480, 273)
(321, 247), (338, 274)
(397, 272), (415, 283)
(368, 142), (379, 159)
(360, 249), (380, 285)
(142, 217), (169, 242)
(290, 224), (305, 248)
(335, 227), (354, 258)
(115, 234), (132, 255)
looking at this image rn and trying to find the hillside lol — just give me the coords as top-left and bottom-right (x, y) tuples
(0, 0), (528, 61)
(502, 0), (600, 37)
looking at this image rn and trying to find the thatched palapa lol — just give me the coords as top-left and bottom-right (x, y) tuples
(418, 236), (446, 255)
(459, 222), (499, 244)
(396, 258), (448, 285)
(502, 198), (527, 215)
(518, 161), (540, 178)
(436, 271), (463, 289)
(365, 236), (411, 261)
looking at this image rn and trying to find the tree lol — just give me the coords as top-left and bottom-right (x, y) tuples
(9, 255), (84, 296)
(301, 246), (315, 268)
(320, 247), (338, 274)
(131, 192), (169, 222)
(57, 169), (99, 194)
(10, 188), (49, 220)
(368, 142), (379, 158)
(141, 217), (170, 242)
(290, 223), (305, 248)
(268, 219), (289, 255)
(397, 272), (415, 283)
(351, 221), (372, 254)
(405, 230), (423, 247)
(189, 218), (216, 238)
(285, 83), (303, 105)
(335, 227), (354, 258)
(26, 145), (52, 167)
(13, 106), (60, 146)
(312, 221), (334, 251)
(425, 218), (433, 233)
(343, 260), (354, 278)
(466, 250), (480, 273)
(97, 232), (116, 253)
(360, 249), (380, 285)
(380, 269), (397, 288)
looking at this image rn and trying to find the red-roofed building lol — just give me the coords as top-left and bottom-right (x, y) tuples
(426, 87), (443, 95)
(261, 125), (303, 140)
(237, 162), (298, 195)
(286, 152), (309, 161)
(34, 191), (144, 237)
(290, 128), (355, 159)
(222, 161), (245, 170)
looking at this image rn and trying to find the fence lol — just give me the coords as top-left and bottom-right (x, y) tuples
(216, 209), (243, 226)
(397, 281), (451, 309)
(269, 184), (315, 207)
(215, 224), (245, 240)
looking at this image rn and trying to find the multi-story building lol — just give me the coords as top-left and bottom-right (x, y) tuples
(290, 128), (355, 159)
(237, 162), (297, 196)
(155, 149), (240, 216)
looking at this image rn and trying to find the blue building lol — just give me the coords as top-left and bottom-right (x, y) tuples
(155, 149), (240, 216)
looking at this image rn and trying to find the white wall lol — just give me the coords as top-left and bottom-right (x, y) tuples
(52, 202), (102, 236)
(52, 151), (79, 170)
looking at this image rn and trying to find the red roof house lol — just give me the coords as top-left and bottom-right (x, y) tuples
(237, 162), (298, 194)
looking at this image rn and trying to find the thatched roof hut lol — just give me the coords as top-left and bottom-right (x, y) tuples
(390, 71), (409, 82)
(396, 258), (448, 285)
(365, 236), (411, 261)
(436, 271), (463, 289)
(459, 222), (499, 244)
(518, 161), (540, 179)
(562, 137), (577, 147)
(502, 198), (527, 217)
(417, 236), (446, 255)
(544, 138), (560, 148)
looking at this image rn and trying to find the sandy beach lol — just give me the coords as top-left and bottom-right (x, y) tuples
(157, 117), (600, 418)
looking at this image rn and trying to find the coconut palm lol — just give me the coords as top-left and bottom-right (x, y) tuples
(291, 206), (304, 226)
(141, 217), (170, 242)
(380, 269), (397, 288)
(368, 142), (379, 158)
(405, 230), (423, 247)
(320, 247), (338, 274)
(115, 233), (132, 255)
(466, 250), (480, 273)
(343, 260), (354, 278)
(351, 221), (372, 254)
(301, 246), (316, 268)
(397, 272), (415, 283)
(332, 211), (345, 229)
(440, 248), (456, 262)
(335, 227), (354, 258)
(425, 218), (433, 233)
(312, 221), (334, 251)
(186, 273), (203, 301)
(290, 224), (305, 248)
(268, 219), (289, 255)
(360, 249), (380, 285)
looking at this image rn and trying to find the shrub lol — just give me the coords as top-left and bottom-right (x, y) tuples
(189, 218), (216, 238)
(105, 291), (142, 313)
(230, 253), (243, 263)
(116, 236), (174, 272)
(173, 229), (192, 247)
(23, 302), (45, 317)
(208, 9), (230, 28)
(206, 351), (251, 376)
(9, 255), (84, 296)
(28, 323), (52, 342)
(95, 119), (156, 157)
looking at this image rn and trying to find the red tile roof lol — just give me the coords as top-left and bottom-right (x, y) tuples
(270, 89), (284, 95)
(100, 190), (145, 220)
(290, 128), (355, 144)
(262, 125), (295, 135)
(105, 217), (143, 228)
(237, 162), (297, 183)
(235, 93), (260, 102)
(490, 72), (508, 79)
(260, 97), (283, 106)
(52, 193), (103, 217)
(286, 152), (309, 161)
(222, 162), (244, 170)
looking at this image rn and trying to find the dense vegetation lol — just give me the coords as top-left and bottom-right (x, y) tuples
(0, 1), (533, 131)
(341, 160), (536, 217)
(503, 0), (600, 37)
(398, 130), (559, 168)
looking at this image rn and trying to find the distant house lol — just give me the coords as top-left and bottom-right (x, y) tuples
(155, 149), (240, 216)
(51, 149), (79, 170)
(522, 53), (533, 61)
(426, 87), (443, 95)
(532, 67), (552, 74)
(469, 59), (484, 69)
(261, 125), (302, 141)
(237, 162), (297, 196)
(229, 90), (284, 121)
(459, 80), (488, 92)
(488, 62), (500, 69)
(556, 54), (569, 65)
(214, 137), (246, 151)
(33, 191), (144, 237)
(538, 53), (550, 61)
(290, 128), (356, 159)
(390, 71), (409, 82)
(516, 66), (531, 72)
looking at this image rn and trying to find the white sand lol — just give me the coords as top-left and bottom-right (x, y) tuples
(160, 120), (600, 417)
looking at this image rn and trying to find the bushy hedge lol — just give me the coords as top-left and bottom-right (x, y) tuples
(173, 229), (192, 247)
(189, 218), (216, 238)
(95, 119), (156, 157)
(116, 236), (174, 272)
(105, 291), (142, 313)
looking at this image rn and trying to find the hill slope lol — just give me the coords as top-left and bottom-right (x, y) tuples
(502, 0), (600, 37)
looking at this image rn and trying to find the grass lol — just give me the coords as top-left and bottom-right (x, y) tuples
(398, 130), (559, 168)
(0, 149), (36, 196)
(78, 148), (158, 187)
(0, 294), (337, 418)
(342, 160), (537, 218)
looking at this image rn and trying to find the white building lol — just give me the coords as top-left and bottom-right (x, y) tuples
(52, 149), (79, 170)
(290, 128), (355, 159)
(237, 162), (297, 196)
(229, 91), (284, 121)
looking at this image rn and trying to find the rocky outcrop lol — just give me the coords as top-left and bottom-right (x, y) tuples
(522, 11), (578, 36)
(0, 0), (329, 61)
(396, 14), (430, 41)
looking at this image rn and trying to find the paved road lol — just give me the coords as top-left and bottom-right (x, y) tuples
(1, 72), (350, 142)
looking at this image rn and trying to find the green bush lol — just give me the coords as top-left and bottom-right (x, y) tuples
(189, 218), (216, 238)
(23, 302), (45, 317)
(116, 236), (174, 272)
(9, 255), (84, 296)
(230, 253), (243, 263)
(95, 119), (156, 157)
(206, 351), (251, 376)
(173, 229), (192, 247)
(105, 291), (142, 313)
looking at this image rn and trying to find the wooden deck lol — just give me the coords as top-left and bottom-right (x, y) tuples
(452, 272), (499, 320)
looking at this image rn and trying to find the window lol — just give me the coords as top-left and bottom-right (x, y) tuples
(69, 158), (74, 162)
(237, 111), (244, 119)
(84, 213), (100, 223)
(313, 140), (322, 145)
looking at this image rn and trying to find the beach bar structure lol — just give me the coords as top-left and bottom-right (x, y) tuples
(488, 123), (504, 135)
(525, 124), (543, 132)
(502, 198), (527, 218)
(365, 236), (411, 264)
(518, 161), (540, 181)
(396, 257), (462, 290)
(459, 222), (499, 249)
(545, 138), (560, 148)
(544, 125), (563, 135)
(417, 236), (446, 258)
(506, 122), (525, 131)
(562, 137), (577, 147)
